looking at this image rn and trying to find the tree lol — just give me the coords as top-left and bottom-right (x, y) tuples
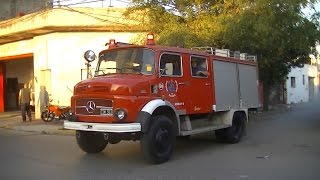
(222, 0), (320, 109)
(127, 0), (252, 47)
(127, 0), (320, 110)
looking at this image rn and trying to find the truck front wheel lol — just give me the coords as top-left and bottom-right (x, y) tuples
(215, 112), (246, 143)
(141, 115), (175, 164)
(76, 131), (108, 153)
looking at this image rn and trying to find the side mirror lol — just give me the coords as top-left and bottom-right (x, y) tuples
(84, 50), (96, 62)
(159, 68), (166, 77)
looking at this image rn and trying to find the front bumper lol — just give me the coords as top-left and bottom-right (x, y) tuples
(64, 121), (141, 133)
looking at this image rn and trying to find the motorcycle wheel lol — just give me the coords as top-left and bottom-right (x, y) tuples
(41, 110), (55, 122)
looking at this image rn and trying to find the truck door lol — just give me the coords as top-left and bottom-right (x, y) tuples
(159, 53), (212, 114)
(186, 55), (213, 114)
(158, 52), (187, 113)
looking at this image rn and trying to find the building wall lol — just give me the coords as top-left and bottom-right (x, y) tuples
(0, 0), (52, 21)
(0, 39), (33, 56)
(39, 32), (139, 107)
(286, 65), (319, 104)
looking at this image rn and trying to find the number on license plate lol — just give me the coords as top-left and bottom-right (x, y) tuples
(101, 108), (112, 115)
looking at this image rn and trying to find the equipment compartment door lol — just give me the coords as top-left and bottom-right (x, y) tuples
(213, 60), (240, 111)
(238, 64), (260, 108)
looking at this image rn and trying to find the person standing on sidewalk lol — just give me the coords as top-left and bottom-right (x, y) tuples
(39, 86), (49, 113)
(19, 83), (32, 122)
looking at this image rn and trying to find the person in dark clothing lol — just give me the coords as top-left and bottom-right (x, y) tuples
(19, 83), (32, 122)
(191, 60), (210, 76)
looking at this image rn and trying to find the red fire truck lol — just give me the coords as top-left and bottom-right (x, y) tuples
(64, 33), (260, 164)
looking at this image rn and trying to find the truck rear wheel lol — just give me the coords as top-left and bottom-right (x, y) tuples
(215, 112), (246, 143)
(141, 115), (175, 164)
(76, 131), (107, 153)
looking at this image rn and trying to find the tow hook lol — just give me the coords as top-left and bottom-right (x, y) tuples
(103, 133), (109, 141)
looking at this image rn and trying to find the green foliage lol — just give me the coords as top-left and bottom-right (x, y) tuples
(222, 0), (320, 87)
(127, 0), (320, 105)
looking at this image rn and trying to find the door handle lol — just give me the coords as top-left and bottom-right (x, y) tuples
(205, 83), (211, 86)
(178, 81), (190, 85)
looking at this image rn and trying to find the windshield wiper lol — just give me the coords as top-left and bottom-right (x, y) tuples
(95, 69), (106, 75)
(95, 68), (123, 76)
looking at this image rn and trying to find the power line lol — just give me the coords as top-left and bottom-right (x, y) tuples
(54, 0), (104, 6)
(52, 0), (130, 7)
(61, 6), (133, 26)
(0, 0), (135, 27)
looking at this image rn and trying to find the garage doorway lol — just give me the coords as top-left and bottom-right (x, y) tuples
(0, 53), (34, 112)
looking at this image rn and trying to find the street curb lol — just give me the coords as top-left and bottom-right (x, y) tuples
(2, 123), (76, 136)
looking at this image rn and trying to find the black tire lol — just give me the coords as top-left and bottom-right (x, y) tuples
(108, 139), (121, 144)
(141, 115), (175, 164)
(76, 131), (107, 153)
(215, 112), (246, 143)
(41, 110), (55, 122)
(106, 133), (121, 144)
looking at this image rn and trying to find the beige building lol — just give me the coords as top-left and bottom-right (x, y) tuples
(0, 7), (146, 118)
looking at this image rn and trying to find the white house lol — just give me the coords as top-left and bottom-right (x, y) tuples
(286, 59), (319, 104)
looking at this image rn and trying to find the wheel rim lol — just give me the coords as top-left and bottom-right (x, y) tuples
(154, 127), (170, 154)
(47, 113), (55, 121)
(47, 114), (50, 121)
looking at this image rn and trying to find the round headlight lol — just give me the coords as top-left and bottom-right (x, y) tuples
(84, 50), (96, 62)
(114, 109), (127, 121)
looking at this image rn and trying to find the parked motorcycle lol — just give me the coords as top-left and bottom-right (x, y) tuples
(41, 101), (71, 122)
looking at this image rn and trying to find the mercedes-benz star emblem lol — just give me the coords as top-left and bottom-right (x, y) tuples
(85, 101), (96, 113)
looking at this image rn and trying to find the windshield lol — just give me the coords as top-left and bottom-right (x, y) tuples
(95, 48), (155, 76)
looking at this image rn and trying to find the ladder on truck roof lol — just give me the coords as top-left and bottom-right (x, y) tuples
(191, 46), (257, 62)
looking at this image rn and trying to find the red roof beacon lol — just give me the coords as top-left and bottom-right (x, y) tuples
(108, 39), (117, 49)
(146, 32), (155, 45)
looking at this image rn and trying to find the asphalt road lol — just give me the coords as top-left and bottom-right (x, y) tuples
(0, 102), (320, 180)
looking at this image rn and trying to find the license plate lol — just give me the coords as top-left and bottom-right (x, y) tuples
(100, 108), (112, 116)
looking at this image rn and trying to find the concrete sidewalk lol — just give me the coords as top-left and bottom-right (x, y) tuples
(0, 111), (75, 135)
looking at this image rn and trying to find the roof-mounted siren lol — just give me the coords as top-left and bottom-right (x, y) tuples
(108, 39), (117, 49)
(146, 32), (155, 45)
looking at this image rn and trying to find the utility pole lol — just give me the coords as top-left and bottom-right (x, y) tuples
(109, 0), (113, 7)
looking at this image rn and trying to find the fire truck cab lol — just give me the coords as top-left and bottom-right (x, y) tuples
(64, 34), (260, 164)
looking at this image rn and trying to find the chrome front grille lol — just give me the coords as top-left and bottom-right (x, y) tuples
(75, 98), (113, 116)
